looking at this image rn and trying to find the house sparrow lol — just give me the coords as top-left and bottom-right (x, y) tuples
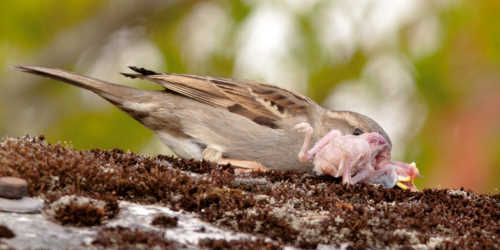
(15, 65), (417, 189)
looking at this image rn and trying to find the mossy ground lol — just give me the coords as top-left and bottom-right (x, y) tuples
(0, 136), (499, 249)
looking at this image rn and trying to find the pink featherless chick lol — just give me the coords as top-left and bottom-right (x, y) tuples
(294, 122), (420, 191)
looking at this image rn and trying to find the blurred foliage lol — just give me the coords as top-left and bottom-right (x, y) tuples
(408, 0), (500, 192)
(45, 107), (155, 152)
(0, 0), (104, 55)
(0, 0), (498, 192)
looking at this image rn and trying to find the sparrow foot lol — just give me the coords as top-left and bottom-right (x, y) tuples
(202, 148), (269, 173)
(202, 147), (223, 162)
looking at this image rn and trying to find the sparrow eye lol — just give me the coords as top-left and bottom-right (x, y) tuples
(353, 128), (363, 136)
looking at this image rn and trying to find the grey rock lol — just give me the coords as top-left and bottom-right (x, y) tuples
(0, 201), (272, 250)
(0, 177), (28, 199)
(0, 197), (44, 213)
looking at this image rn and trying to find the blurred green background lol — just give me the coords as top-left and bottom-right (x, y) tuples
(1, 0), (499, 193)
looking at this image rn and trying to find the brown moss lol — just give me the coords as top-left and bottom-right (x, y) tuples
(0, 136), (499, 249)
(45, 195), (119, 227)
(151, 214), (178, 228)
(0, 225), (15, 239)
(54, 202), (105, 226)
(199, 238), (282, 250)
(92, 226), (179, 249)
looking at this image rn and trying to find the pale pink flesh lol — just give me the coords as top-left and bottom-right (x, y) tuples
(295, 122), (419, 189)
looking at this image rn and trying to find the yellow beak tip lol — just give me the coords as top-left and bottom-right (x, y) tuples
(396, 182), (409, 190)
(398, 176), (411, 182)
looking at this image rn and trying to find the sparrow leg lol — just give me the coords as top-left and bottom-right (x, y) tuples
(202, 147), (268, 173)
(202, 147), (223, 162)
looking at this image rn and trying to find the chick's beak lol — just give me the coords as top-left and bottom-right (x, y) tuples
(396, 176), (417, 191)
(392, 162), (420, 191)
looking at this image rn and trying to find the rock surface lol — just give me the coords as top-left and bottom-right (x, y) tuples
(0, 135), (498, 249)
(0, 197), (44, 213)
(1, 201), (261, 249)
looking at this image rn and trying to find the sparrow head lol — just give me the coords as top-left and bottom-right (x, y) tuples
(325, 111), (392, 148)
(345, 114), (421, 191)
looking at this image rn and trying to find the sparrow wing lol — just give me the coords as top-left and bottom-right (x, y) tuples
(122, 66), (318, 129)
